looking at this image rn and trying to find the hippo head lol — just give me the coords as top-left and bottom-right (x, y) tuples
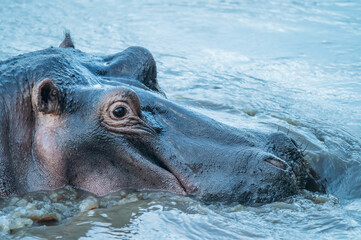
(0, 34), (323, 204)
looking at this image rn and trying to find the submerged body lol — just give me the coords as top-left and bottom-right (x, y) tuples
(0, 35), (322, 204)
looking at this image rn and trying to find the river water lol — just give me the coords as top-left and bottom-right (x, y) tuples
(0, 0), (360, 239)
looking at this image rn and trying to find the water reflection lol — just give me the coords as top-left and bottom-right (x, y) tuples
(10, 191), (361, 239)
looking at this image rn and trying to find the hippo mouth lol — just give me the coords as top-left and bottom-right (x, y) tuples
(134, 144), (190, 195)
(153, 164), (188, 195)
(66, 133), (323, 203)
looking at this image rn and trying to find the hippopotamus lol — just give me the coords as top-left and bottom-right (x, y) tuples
(0, 34), (323, 205)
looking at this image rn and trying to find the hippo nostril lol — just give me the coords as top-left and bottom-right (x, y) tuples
(290, 138), (298, 148)
(265, 157), (287, 170)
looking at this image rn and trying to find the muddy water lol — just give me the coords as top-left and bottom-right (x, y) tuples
(0, 0), (360, 239)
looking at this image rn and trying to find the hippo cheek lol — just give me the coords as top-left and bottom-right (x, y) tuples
(65, 145), (186, 196)
(32, 114), (68, 189)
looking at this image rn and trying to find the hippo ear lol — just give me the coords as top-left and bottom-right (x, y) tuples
(59, 32), (75, 49)
(104, 47), (163, 94)
(33, 79), (61, 114)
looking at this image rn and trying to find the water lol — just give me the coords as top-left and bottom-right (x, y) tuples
(0, 0), (360, 239)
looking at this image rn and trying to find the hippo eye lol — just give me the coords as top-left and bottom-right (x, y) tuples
(101, 92), (154, 135)
(112, 106), (127, 118)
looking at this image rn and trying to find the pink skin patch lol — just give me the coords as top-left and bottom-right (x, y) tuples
(33, 113), (67, 189)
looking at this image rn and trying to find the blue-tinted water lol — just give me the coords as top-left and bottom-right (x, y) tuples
(0, 0), (360, 239)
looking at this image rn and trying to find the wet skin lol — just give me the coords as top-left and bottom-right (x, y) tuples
(0, 34), (323, 204)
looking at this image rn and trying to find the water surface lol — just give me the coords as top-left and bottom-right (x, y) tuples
(0, 0), (360, 239)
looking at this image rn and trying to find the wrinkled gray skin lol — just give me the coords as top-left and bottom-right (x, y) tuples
(0, 34), (323, 205)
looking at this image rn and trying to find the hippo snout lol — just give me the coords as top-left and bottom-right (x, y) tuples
(266, 132), (311, 189)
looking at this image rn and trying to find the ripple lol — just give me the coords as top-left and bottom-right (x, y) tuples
(1, 0), (361, 238)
